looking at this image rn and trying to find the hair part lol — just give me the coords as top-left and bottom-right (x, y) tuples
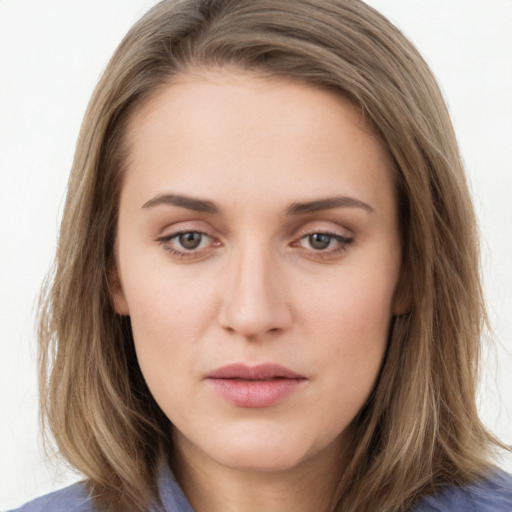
(39, 1), (507, 510)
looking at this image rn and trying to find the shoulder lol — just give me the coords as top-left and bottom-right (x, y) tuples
(413, 469), (512, 512)
(6, 481), (96, 512)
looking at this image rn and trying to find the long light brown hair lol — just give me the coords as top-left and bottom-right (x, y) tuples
(38, 1), (506, 510)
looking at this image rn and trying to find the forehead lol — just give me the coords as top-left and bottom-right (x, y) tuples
(127, 70), (379, 150)
(122, 70), (396, 214)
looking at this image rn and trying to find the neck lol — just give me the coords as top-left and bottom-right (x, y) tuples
(172, 431), (345, 512)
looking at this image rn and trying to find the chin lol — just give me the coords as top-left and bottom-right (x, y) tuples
(216, 445), (309, 474)
(206, 426), (333, 474)
(171, 411), (347, 476)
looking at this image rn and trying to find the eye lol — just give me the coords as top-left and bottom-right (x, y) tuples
(157, 230), (219, 259)
(295, 232), (353, 254)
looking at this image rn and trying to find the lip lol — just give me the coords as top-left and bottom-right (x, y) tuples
(206, 363), (307, 408)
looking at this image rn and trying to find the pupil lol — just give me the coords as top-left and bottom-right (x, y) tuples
(309, 233), (331, 250)
(179, 232), (202, 249)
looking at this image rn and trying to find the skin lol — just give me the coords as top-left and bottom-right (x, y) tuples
(112, 70), (403, 512)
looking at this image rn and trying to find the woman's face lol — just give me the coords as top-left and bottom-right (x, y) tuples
(113, 71), (403, 476)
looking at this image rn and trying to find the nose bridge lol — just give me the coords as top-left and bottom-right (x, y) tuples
(220, 237), (290, 338)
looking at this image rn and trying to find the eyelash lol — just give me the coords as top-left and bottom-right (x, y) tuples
(293, 232), (354, 258)
(157, 230), (354, 261)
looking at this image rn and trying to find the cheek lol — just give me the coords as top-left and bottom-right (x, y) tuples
(298, 262), (396, 404)
(120, 260), (219, 394)
(121, 246), (218, 335)
(300, 262), (396, 347)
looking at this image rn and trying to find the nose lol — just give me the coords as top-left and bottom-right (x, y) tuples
(218, 242), (292, 340)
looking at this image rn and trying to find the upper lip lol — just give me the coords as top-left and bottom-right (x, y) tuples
(206, 363), (306, 380)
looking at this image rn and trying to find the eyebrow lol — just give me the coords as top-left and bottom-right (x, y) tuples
(142, 193), (220, 214)
(287, 196), (374, 215)
(141, 193), (373, 215)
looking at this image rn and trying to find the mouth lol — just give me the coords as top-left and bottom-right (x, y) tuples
(206, 363), (307, 408)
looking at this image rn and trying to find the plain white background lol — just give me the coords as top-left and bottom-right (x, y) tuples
(1, 0), (511, 509)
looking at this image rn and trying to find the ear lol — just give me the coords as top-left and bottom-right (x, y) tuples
(109, 264), (130, 316)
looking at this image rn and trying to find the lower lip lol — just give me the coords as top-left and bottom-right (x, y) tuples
(207, 378), (305, 408)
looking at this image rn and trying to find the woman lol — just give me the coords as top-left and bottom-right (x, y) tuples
(9, 0), (512, 511)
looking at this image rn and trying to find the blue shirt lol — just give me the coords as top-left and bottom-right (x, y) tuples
(8, 466), (512, 511)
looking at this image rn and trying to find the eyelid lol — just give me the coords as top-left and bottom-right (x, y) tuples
(293, 221), (354, 240)
(158, 229), (212, 245)
(155, 218), (217, 237)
